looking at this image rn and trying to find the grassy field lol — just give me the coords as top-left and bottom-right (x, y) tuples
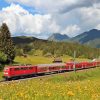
(14, 55), (90, 65)
(0, 56), (100, 100)
(0, 67), (100, 100)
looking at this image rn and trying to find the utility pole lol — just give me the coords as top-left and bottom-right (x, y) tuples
(73, 51), (76, 72)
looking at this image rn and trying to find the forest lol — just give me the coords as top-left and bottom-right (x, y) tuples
(15, 37), (100, 59)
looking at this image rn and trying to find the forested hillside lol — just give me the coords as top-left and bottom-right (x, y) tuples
(14, 36), (100, 59)
(12, 36), (47, 44)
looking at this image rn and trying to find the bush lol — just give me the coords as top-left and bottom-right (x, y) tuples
(28, 49), (35, 55)
(0, 51), (7, 63)
(15, 48), (24, 56)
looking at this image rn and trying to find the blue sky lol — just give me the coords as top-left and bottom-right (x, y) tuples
(0, 0), (9, 9)
(0, 0), (100, 39)
(0, 0), (37, 14)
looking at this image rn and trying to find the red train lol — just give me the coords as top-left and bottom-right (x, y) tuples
(3, 61), (100, 80)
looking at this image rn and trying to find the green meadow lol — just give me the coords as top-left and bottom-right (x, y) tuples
(0, 67), (100, 100)
(0, 56), (99, 100)
(14, 55), (90, 65)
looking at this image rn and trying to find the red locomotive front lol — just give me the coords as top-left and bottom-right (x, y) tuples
(3, 67), (11, 79)
(3, 65), (37, 80)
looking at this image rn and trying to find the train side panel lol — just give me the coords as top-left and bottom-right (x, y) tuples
(11, 66), (37, 77)
(37, 66), (49, 73)
(66, 63), (74, 70)
(3, 61), (100, 80)
(4, 66), (37, 78)
(37, 63), (66, 73)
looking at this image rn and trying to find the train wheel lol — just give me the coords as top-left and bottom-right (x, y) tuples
(6, 77), (12, 81)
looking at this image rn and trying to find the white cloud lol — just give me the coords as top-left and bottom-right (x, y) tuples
(96, 24), (100, 30)
(6, 0), (100, 13)
(0, 1), (100, 39)
(0, 4), (55, 38)
(57, 6), (100, 37)
(61, 25), (81, 37)
(77, 7), (100, 31)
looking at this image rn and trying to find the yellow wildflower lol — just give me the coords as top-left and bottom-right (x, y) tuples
(47, 93), (51, 97)
(67, 91), (75, 96)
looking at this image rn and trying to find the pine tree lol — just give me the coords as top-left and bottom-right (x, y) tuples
(0, 23), (15, 63)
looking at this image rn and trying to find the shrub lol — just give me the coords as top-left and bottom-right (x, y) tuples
(0, 51), (7, 63)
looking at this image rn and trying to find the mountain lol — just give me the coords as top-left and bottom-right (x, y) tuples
(12, 36), (47, 44)
(48, 33), (69, 41)
(71, 29), (100, 48)
(12, 29), (100, 48)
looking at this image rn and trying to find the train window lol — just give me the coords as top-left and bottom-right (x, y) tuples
(21, 67), (28, 70)
(49, 67), (55, 70)
(39, 67), (47, 70)
(14, 67), (33, 71)
(21, 68), (24, 70)
(15, 68), (20, 71)
(5, 68), (9, 70)
(24, 67), (28, 70)
(29, 67), (33, 70)
(62, 66), (65, 68)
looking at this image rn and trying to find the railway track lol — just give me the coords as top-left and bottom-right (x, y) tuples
(0, 67), (98, 83)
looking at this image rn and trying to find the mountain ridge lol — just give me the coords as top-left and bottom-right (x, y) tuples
(48, 33), (69, 41)
(12, 36), (47, 44)
(70, 29), (100, 48)
(12, 29), (100, 48)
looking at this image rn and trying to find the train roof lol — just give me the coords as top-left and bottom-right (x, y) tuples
(5, 65), (34, 69)
(5, 63), (66, 68)
(37, 63), (66, 67)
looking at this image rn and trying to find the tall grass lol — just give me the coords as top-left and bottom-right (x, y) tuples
(47, 67), (100, 83)
(0, 55), (99, 99)
(0, 68), (100, 100)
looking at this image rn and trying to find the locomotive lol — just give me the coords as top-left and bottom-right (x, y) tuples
(3, 60), (100, 81)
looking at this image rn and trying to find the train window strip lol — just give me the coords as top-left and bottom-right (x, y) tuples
(39, 67), (48, 70)
(14, 67), (33, 71)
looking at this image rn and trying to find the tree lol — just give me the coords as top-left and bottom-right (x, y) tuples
(0, 23), (15, 63)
